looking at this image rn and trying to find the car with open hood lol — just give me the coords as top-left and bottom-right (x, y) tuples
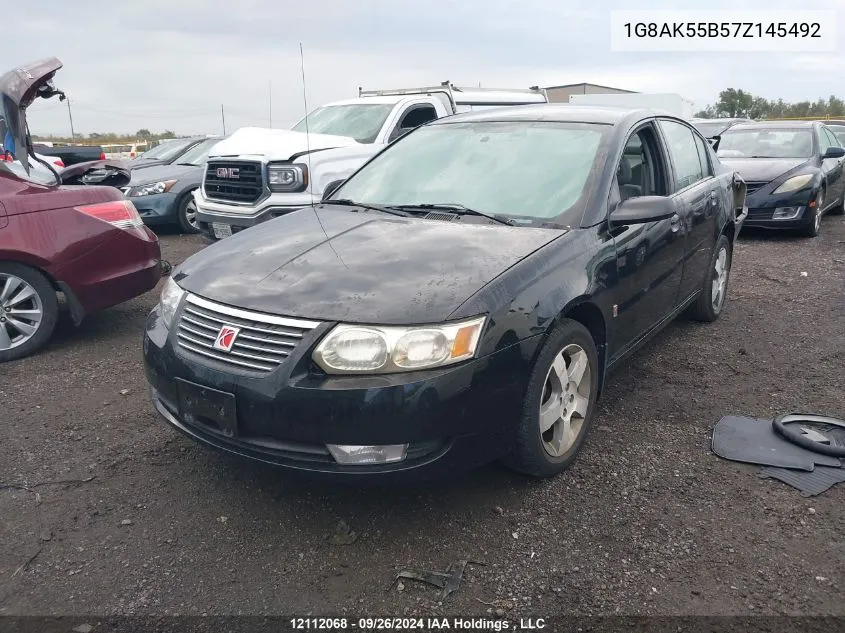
(0, 58), (163, 362)
(716, 120), (845, 236)
(691, 118), (753, 145)
(144, 104), (746, 481)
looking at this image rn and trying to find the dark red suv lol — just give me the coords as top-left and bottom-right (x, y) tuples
(0, 58), (162, 362)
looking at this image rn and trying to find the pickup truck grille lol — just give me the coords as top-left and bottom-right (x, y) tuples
(204, 161), (264, 203)
(176, 294), (321, 374)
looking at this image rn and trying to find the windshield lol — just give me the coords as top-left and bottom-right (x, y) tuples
(332, 121), (609, 223)
(137, 138), (197, 162)
(828, 124), (845, 146)
(292, 104), (394, 143)
(176, 138), (222, 165)
(693, 120), (734, 138)
(717, 128), (814, 159)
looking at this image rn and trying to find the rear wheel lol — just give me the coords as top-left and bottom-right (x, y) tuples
(177, 192), (201, 234)
(686, 234), (732, 322)
(0, 263), (59, 363)
(503, 319), (599, 478)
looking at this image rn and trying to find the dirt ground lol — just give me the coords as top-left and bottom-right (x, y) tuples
(1, 217), (844, 621)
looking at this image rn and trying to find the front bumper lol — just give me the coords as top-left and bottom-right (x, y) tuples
(741, 187), (818, 229)
(194, 191), (311, 239)
(143, 305), (541, 481)
(130, 192), (179, 226)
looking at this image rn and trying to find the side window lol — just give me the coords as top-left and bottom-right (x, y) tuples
(819, 129), (833, 152)
(694, 132), (714, 177)
(613, 124), (669, 204)
(658, 119), (705, 192)
(389, 105), (438, 141)
(822, 128), (840, 149)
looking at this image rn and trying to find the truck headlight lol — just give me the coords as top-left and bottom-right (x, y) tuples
(772, 174), (813, 195)
(268, 163), (308, 192)
(159, 277), (185, 328)
(125, 180), (177, 197)
(312, 317), (487, 374)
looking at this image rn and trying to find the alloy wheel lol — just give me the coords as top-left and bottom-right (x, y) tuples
(538, 343), (591, 457)
(711, 246), (729, 312)
(184, 198), (199, 229)
(0, 273), (44, 350)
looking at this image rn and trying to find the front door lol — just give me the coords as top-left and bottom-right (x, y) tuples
(608, 121), (686, 359)
(820, 127), (845, 205)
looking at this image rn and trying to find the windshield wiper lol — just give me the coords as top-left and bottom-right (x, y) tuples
(324, 198), (412, 218)
(393, 203), (514, 226)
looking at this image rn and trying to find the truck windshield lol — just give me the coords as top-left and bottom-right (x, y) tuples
(333, 121), (609, 222)
(292, 104), (394, 144)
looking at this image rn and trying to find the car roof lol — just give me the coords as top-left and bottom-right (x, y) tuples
(431, 104), (681, 127)
(729, 120), (817, 131)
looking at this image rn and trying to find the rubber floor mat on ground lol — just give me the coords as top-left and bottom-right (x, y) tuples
(759, 466), (845, 497)
(711, 416), (842, 470)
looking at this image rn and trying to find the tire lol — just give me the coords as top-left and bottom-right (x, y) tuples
(176, 191), (201, 234)
(0, 263), (59, 363)
(829, 190), (845, 216)
(798, 189), (823, 237)
(686, 234), (732, 323)
(503, 319), (599, 478)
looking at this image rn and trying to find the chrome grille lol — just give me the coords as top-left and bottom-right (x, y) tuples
(176, 294), (321, 373)
(204, 160), (264, 203)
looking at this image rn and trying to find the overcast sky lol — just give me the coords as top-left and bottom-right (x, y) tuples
(9, 0), (844, 137)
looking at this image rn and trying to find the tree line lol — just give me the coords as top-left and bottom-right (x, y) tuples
(695, 88), (845, 120)
(32, 129), (178, 145)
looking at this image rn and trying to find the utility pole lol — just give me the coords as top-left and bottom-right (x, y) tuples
(221, 104), (226, 135)
(269, 80), (273, 128)
(66, 96), (75, 140)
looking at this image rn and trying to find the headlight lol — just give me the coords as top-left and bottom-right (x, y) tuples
(126, 180), (177, 197)
(159, 277), (185, 328)
(268, 163), (308, 192)
(772, 174), (814, 195)
(313, 316), (487, 374)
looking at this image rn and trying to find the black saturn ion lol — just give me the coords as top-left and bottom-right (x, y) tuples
(143, 105), (746, 481)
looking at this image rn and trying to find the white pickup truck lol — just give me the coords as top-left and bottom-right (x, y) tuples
(194, 82), (548, 240)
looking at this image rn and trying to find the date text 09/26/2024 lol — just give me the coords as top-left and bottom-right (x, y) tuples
(290, 617), (547, 630)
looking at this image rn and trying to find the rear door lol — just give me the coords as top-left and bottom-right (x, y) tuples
(0, 201), (6, 229)
(657, 118), (720, 303)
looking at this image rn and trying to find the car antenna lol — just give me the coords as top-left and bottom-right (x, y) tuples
(300, 42), (348, 269)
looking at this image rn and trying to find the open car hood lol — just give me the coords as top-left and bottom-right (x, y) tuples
(0, 57), (65, 174)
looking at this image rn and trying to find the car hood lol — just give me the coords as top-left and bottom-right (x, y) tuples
(174, 207), (565, 324)
(717, 157), (810, 183)
(208, 127), (360, 162)
(1, 57), (64, 174)
(128, 163), (199, 186)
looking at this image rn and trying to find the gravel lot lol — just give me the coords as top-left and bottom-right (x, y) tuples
(1, 217), (844, 620)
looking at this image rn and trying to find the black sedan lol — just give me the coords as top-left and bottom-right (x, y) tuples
(143, 105), (746, 481)
(716, 121), (845, 237)
(123, 137), (224, 233)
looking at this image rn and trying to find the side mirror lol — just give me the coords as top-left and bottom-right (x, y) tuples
(322, 179), (345, 202)
(823, 146), (845, 159)
(609, 196), (676, 226)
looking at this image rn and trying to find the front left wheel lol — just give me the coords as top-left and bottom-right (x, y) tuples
(504, 319), (599, 478)
(177, 192), (201, 234)
(0, 263), (59, 363)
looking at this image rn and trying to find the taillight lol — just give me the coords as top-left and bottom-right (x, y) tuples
(100, 151), (106, 161)
(77, 200), (144, 230)
(54, 159), (65, 168)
